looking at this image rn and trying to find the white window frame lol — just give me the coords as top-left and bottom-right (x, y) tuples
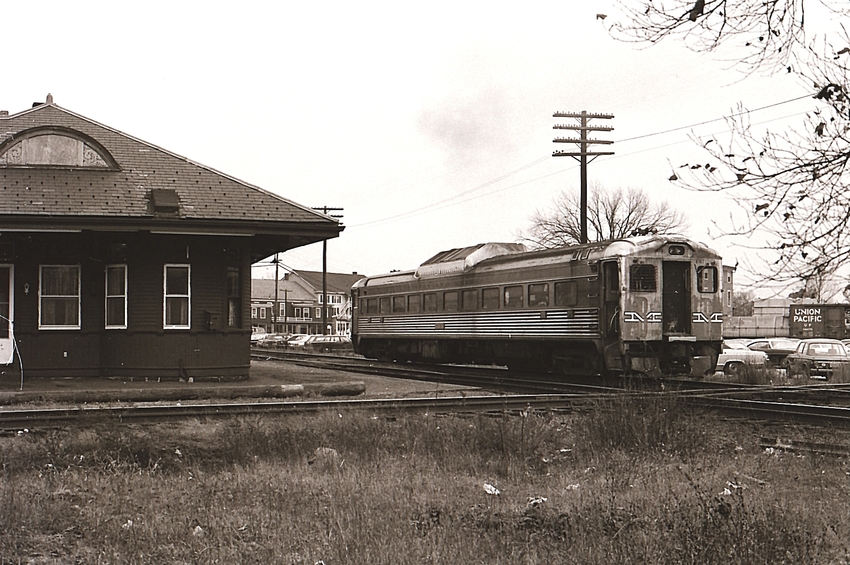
(0, 265), (14, 343)
(251, 306), (257, 318)
(105, 264), (128, 330)
(39, 265), (81, 330)
(163, 264), (191, 330)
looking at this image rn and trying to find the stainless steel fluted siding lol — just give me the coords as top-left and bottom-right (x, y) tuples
(357, 309), (599, 339)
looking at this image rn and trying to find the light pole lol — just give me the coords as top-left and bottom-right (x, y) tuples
(313, 206), (343, 334)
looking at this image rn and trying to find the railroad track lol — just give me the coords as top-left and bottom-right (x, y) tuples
(5, 352), (850, 431)
(0, 393), (582, 432)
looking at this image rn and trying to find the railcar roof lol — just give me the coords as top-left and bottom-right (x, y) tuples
(354, 234), (720, 288)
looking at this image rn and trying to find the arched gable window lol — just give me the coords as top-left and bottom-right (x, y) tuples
(0, 126), (118, 169)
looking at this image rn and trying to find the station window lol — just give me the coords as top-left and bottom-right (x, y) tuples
(40, 265), (81, 329)
(554, 281), (577, 306)
(629, 264), (656, 292)
(423, 293), (437, 312)
(380, 297), (391, 314)
(461, 289), (478, 311)
(164, 264), (190, 329)
(443, 291), (458, 311)
(408, 295), (421, 313)
(504, 285), (524, 308)
(482, 287), (500, 309)
(697, 266), (718, 293)
(105, 264), (127, 329)
(528, 283), (549, 307)
(392, 295), (406, 313)
(226, 267), (241, 328)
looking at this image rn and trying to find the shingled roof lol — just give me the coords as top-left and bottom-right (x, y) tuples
(0, 95), (342, 260)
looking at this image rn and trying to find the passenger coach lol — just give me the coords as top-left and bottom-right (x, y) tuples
(351, 235), (723, 377)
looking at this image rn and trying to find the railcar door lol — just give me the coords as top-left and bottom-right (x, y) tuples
(602, 261), (620, 336)
(0, 266), (13, 365)
(662, 261), (690, 334)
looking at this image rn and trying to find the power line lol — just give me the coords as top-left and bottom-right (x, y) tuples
(616, 93), (813, 143)
(348, 93), (815, 231)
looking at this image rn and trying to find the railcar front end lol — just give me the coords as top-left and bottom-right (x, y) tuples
(599, 237), (723, 377)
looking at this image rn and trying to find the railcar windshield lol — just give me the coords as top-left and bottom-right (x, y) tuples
(697, 266), (718, 293)
(629, 264), (656, 292)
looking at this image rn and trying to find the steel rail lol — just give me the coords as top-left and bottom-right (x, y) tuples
(0, 393), (582, 431)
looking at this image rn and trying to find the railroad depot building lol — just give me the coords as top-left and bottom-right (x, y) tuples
(0, 96), (342, 380)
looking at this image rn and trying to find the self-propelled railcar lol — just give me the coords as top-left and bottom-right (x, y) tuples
(351, 235), (723, 377)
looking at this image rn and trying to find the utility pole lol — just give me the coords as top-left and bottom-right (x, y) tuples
(282, 289), (288, 333)
(272, 252), (279, 333)
(312, 206), (343, 334)
(552, 111), (614, 244)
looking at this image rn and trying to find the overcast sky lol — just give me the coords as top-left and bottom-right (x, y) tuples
(3, 1), (825, 291)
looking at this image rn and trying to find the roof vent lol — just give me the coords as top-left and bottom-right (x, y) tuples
(151, 189), (181, 214)
(415, 242), (527, 278)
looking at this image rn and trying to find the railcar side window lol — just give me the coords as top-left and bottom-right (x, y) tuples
(423, 293), (437, 312)
(461, 289), (478, 311)
(528, 283), (549, 307)
(629, 264), (657, 292)
(408, 295), (421, 313)
(697, 266), (718, 293)
(364, 298), (378, 314)
(443, 291), (458, 311)
(504, 285), (524, 308)
(554, 281), (577, 306)
(392, 296), (406, 313)
(482, 287), (500, 309)
(380, 297), (391, 314)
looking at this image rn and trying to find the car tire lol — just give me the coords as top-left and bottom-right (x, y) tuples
(724, 361), (746, 378)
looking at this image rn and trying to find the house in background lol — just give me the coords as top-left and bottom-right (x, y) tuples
(0, 95), (342, 380)
(251, 271), (364, 336)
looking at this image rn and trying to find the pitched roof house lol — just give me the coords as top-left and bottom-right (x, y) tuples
(0, 95), (342, 380)
(251, 271), (365, 335)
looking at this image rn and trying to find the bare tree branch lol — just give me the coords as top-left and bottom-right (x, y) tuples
(611, 0), (811, 74)
(614, 0), (850, 293)
(518, 184), (689, 249)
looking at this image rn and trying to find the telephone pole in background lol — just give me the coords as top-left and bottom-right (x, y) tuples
(552, 111), (614, 244)
(272, 253), (280, 332)
(313, 206), (343, 334)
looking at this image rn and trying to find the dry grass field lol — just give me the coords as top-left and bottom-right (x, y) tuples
(1, 393), (849, 564)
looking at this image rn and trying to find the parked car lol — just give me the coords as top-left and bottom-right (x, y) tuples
(256, 333), (289, 348)
(285, 334), (313, 348)
(250, 326), (268, 345)
(716, 340), (768, 377)
(745, 338), (800, 368)
(305, 335), (353, 353)
(785, 338), (850, 380)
